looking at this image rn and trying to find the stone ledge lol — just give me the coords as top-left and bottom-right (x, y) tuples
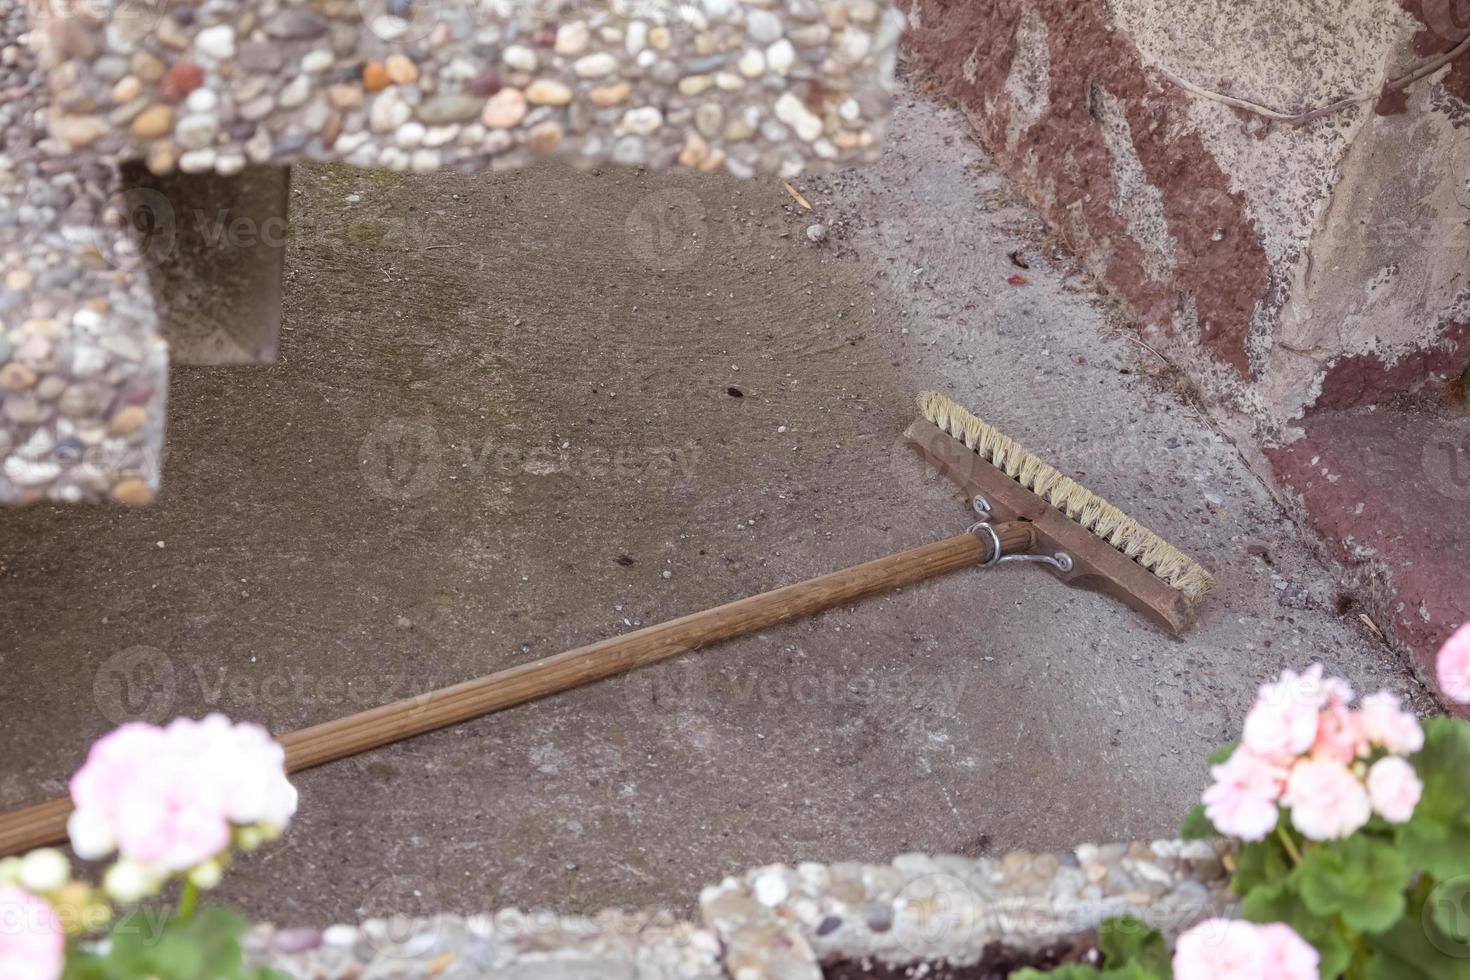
(2, 0), (165, 506)
(247, 841), (1235, 979)
(38, 0), (901, 179)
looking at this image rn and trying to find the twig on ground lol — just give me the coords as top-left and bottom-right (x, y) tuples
(782, 181), (813, 211)
(1154, 30), (1470, 127)
(1103, 326), (1170, 365)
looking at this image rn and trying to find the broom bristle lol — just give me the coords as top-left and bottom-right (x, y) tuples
(918, 391), (1216, 602)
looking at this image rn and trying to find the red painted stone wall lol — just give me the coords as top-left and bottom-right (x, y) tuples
(1314, 322), (1470, 411)
(903, 0), (1271, 378)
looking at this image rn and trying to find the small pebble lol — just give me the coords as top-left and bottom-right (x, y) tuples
(384, 54), (418, 85)
(554, 20), (590, 56)
(362, 62), (390, 92)
(525, 79), (573, 105)
(159, 60), (203, 101)
(480, 88), (527, 128)
(129, 104), (173, 139)
(194, 25), (235, 61)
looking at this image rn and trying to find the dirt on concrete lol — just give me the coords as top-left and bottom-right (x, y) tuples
(0, 90), (1429, 927)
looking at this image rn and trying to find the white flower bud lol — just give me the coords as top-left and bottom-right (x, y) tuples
(188, 859), (223, 890)
(18, 848), (69, 893)
(66, 808), (116, 861)
(103, 860), (159, 904)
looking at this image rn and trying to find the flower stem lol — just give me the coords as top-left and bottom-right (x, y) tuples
(1277, 826), (1303, 866)
(177, 881), (199, 923)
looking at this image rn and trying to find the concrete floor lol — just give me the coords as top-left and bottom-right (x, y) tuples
(0, 91), (1428, 926)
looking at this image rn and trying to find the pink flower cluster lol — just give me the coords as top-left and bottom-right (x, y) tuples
(0, 885), (63, 980)
(1439, 621), (1470, 704)
(68, 715), (297, 876)
(1203, 665), (1423, 841)
(1174, 918), (1318, 980)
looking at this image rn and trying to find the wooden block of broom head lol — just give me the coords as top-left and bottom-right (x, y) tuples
(906, 401), (1215, 635)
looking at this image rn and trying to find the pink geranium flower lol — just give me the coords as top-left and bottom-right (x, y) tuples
(0, 885), (64, 980)
(1311, 699), (1367, 765)
(1366, 756), (1422, 823)
(1282, 758), (1372, 840)
(68, 714), (297, 876)
(164, 716), (297, 829)
(1243, 665), (1328, 761)
(1202, 749), (1286, 841)
(1438, 622), (1470, 704)
(1258, 922), (1322, 979)
(1174, 918), (1318, 980)
(1359, 691), (1423, 756)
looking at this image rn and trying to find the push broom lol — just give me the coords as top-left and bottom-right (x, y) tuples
(0, 392), (1215, 857)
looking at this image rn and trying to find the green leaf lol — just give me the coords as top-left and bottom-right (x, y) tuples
(1428, 878), (1470, 953)
(1366, 880), (1470, 980)
(1010, 966), (1163, 980)
(58, 950), (109, 980)
(1180, 805), (1219, 841)
(1231, 834), (1292, 894)
(77, 904), (260, 980)
(1399, 718), (1470, 880)
(1294, 836), (1411, 933)
(1208, 741), (1239, 766)
(1241, 881), (1353, 980)
(1098, 917), (1172, 977)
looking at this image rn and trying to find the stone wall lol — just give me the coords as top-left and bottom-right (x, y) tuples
(249, 840), (1235, 978)
(901, 0), (1469, 434)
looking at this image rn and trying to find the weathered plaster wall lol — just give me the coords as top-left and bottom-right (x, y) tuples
(903, 0), (1470, 431)
(1275, 79), (1470, 415)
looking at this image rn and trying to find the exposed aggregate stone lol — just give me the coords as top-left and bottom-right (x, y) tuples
(245, 842), (1235, 979)
(35, 0), (902, 180)
(700, 840), (1235, 979)
(1, 0), (166, 506)
(247, 907), (726, 979)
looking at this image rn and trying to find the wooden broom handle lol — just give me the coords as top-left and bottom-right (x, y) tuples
(0, 522), (1035, 857)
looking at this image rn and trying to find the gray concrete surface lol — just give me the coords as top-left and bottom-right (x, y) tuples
(0, 89), (1426, 926)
